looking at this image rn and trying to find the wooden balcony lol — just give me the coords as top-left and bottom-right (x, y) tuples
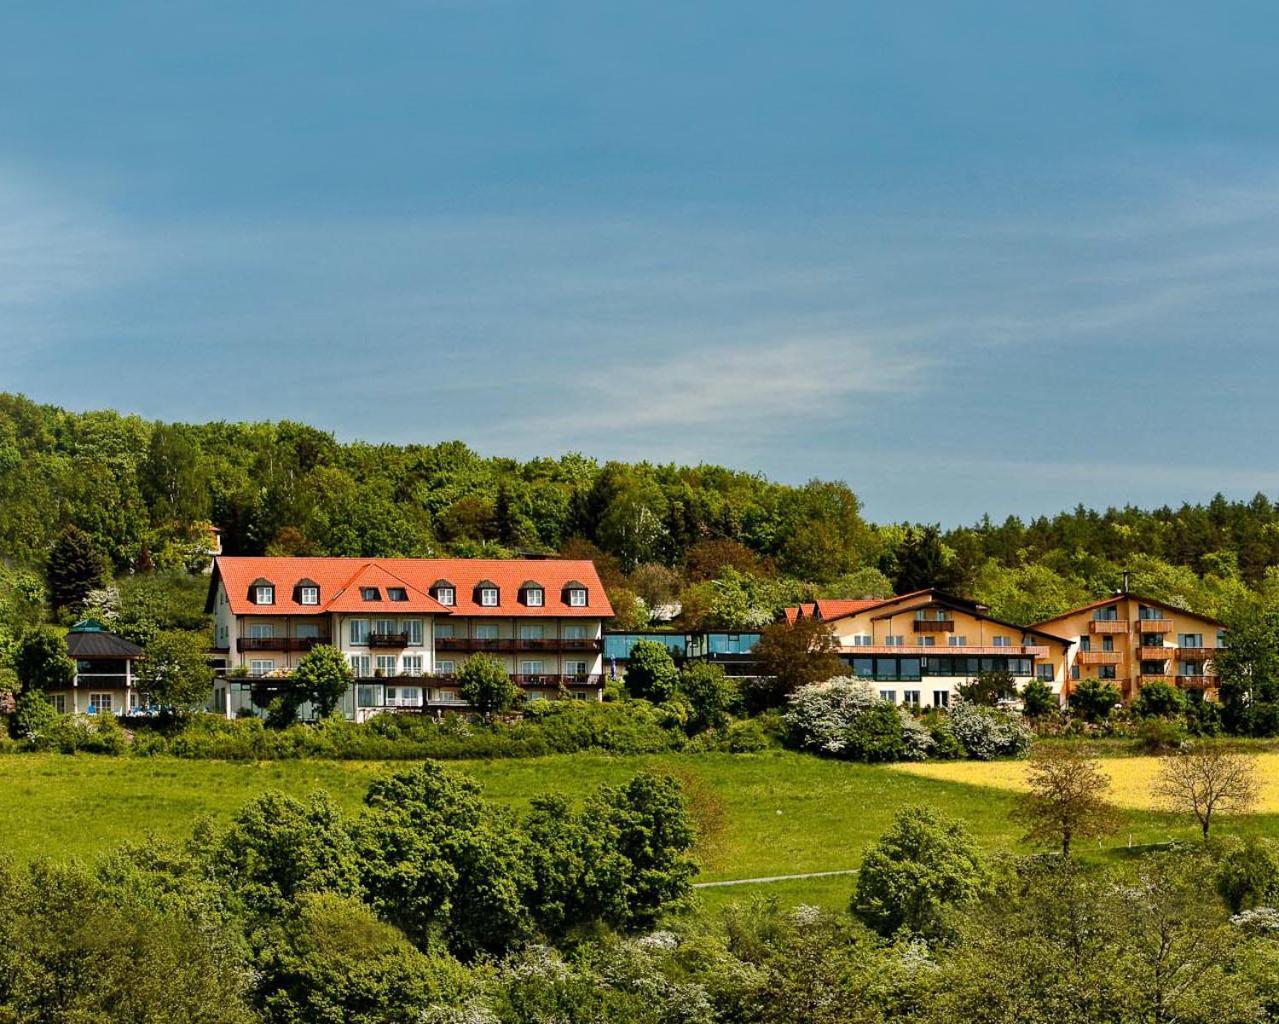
(1089, 620), (1129, 635)
(239, 636), (330, 653)
(1177, 674), (1218, 689)
(1176, 647), (1214, 661)
(435, 637), (514, 653)
(1138, 646), (1171, 661)
(1136, 618), (1173, 633)
(1076, 650), (1122, 666)
(912, 620), (955, 633)
(514, 638), (603, 652)
(369, 632), (411, 648)
(513, 673), (605, 687)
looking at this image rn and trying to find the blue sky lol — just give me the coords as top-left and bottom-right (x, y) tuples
(3, 2), (1278, 524)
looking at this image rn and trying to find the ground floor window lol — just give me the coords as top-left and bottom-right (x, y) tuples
(1036, 664), (1055, 681)
(402, 654), (424, 675)
(357, 684), (382, 707)
(385, 686), (421, 707)
(249, 659), (274, 676)
(879, 689), (896, 703)
(1098, 666), (1117, 680)
(88, 693), (113, 714)
(902, 690), (921, 707)
(436, 659), (455, 675)
(933, 690), (950, 708)
(845, 654), (1032, 681)
(48, 694), (66, 713)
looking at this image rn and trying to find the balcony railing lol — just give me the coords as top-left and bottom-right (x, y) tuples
(1136, 618), (1173, 633)
(435, 637), (601, 653)
(1176, 673), (1218, 688)
(1089, 620), (1129, 634)
(1176, 647), (1214, 661)
(368, 632), (411, 648)
(912, 620), (955, 633)
(1076, 650), (1122, 666)
(1138, 646), (1170, 661)
(239, 636), (330, 653)
(513, 673), (605, 687)
(513, 638), (603, 652)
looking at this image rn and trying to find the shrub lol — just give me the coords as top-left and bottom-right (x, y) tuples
(624, 640), (679, 703)
(899, 708), (935, 761)
(677, 661), (739, 735)
(1136, 716), (1187, 753)
(1216, 837), (1279, 913)
(11, 689), (60, 745)
(924, 714), (963, 760)
(1019, 679), (1057, 719)
(1068, 678), (1121, 723)
(784, 677), (883, 755)
(843, 703), (907, 763)
(948, 702), (1031, 760)
(722, 718), (768, 753)
(1131, 681), (1187, 719)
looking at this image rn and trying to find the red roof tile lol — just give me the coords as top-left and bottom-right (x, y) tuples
(211, 556), (613, 618)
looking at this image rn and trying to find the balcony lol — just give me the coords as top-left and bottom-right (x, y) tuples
(1176, 674), (1218, 689)
(513, 673), (605, 688)
(1176, 647), (1214, 661)
(1137, 646), (1170, 661)
(368, 632), (411, 648)
(1089, 620), (1129, 635)
(435, 637), (515, 653)
(1136, 618), (1173, 633)
(514, 637), (602, 652)
(1076, 650), (1122, 666)
(239, 636), (330, 653)
(912, 620), (955, 633)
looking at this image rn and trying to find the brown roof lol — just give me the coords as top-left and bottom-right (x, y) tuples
(1032, 592), (1225, 629)
(209, 556), (613, 618)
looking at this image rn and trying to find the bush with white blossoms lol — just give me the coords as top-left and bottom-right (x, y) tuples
(785, 677), (884, 755)
(898, 707), (935, 762)
(947, 701), (1032, 760)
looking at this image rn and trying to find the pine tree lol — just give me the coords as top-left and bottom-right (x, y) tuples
(46, 525), (106, 612)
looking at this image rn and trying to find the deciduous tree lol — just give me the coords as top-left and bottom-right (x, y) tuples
(1013, 744), (1117, 858)
(1152, 743), (1260, 841)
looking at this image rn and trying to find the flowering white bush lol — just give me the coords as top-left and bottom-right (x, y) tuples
(785, 677), (883, 754)
(947, 701), (1031, 760)
(898, 707), (935, 762)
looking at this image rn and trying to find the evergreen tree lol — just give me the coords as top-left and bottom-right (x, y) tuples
(887, 525), (962, 594)
(46, 525), (106, 612)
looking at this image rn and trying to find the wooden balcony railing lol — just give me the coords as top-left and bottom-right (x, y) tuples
(435, 637), (515, 653)
(1138, 646), (1171, 661)
(1076, 650), (1122, 666)
(513, 638), (602, 652)
(912, 620), (955, 633)
(1089, 620), (1129, 634)
(368, 632), (411, 648)
(1176, 647), (1214, 661)
(1176, 674), (1218, 688)
(1136, 618), (1173, 633)
(512, 673), (605, 687)
(239, 636), (330, 653)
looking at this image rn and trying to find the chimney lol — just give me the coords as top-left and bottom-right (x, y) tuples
(1120, 569), (1131, 595)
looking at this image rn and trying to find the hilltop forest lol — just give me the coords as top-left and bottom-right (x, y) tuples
(2, 391), (1279, 645)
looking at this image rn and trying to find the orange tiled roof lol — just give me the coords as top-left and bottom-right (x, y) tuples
(211, 556), (613, 618)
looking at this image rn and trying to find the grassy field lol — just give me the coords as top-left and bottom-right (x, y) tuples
(2, 750), (1275, 911)
(894, 752), (1279, 812)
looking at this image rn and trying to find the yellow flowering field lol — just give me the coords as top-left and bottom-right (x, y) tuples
(892, 752), (1279, 812)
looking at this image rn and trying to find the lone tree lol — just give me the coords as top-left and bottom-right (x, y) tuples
(750, 617), (842, 709)
(46, 526), (106, 613)
(457, 652), (520, 718)
(958, 668), (1017, 706)
(14, 627), (75, 694)
(1013, 744), (1118, 858)
(293, 644), (355, 719)
(1067, 678), (1121, 723)
(623, 638), (679, 703)
(1152, 743), (1260, 841)
(1019, 678), (1058, 719)
(137, 630), (214, 715)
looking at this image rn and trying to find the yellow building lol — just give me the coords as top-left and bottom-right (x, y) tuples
(785, 589), (1072, 709)
(1032, 593), (1226, 702)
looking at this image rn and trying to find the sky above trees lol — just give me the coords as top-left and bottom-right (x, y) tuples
(2, 2), (1278, 522)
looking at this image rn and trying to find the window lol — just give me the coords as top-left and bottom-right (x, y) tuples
(402, 654), (424, 675)
(248, 623), (275, 639)
(475, 623), (499, 640)
(563, 624), (587, 641)
(519, 624), (545, 640)
(436, 587), (455, 606)
(296, 623), (320, 639)
(361, 587), (381, 602)
(1094, 606), (1118, 620)
(349, 654), (371, 677)
(249, 659), (274, 676)
(992, 636), (1011, 647)
(1141, 661), (1166, 676)
(1101, 636), (1114, 652)
(568, 587), (588, 607)
(436, 659), (456, 675)
(375, 655), (397, 675)
(879, 690), (896, 703)
(1217, 630), (1228, 649)
(851, 634), (873, 646)
(435, 623), (454, 638)
(349, 619), (369, 645)
(1179, 633), (1203, 648)
(255, 585), (274, 605)
(89, 693), (113, 714)
(1138, 606), (1162, 621)
(373, 618), (397, 637)
(565, 660), (588, 677)
(357, 684), (382, 707)
(933, 690), (950, 709)
(1072, 665), (1080, 680)
(299, 586), (319, 605)
(480, 587), (499, 607)
(948, 635), (967, 646)
(523, 586), (544, 607)
(884, 635), (904, 647)
(1141, 633), (1163, 646)
(519, 659), (545, 675)
(917, 635), (935, 647)
(1079, 637), (1092, 652)
(386, 686), (421, 707)
(1036, 664), (1054, 681)
(1180, 661), (1203, 677)
(902, 690), (921, 707)
(49, 694), (66, 713)
(1098, 666), (1117, 679)
(402, 619), (423, 645)
(388, 587), (408, 602)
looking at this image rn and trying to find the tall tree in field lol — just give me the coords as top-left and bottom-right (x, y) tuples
(750, 617), (842, 708)
(457, 652), (521, 719)
(1013, 744), (1118, 858)
(137, 630), (215, 715)
(1152, 744), (1260, 841)
(46, 525), (106, 612)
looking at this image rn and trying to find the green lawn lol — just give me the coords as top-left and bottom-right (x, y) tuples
(1, 750), (1269, 910)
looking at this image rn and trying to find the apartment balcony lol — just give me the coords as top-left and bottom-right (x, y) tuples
(513, 673), (605, 688)
(1076, 650), (1122, 666)
(1137, 646), (1171, 661)
(912, 620), (955, 633)
(1136, 618), (1173, 633)
(1089, 620), (1129, 635)
(368, 632), (411, 648)
(435, 637), (515, 653)
(1177, 673), (1218, 689)
(239, 636), (331, 653)
(513, 637), (603, 652)
(1138, 675), (1171, 686)
(1176, 647), (1214, 661)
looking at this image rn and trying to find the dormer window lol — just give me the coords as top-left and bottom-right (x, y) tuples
(432, 580), (455, 606)
(521, 582), (545, 607)
(476, 581), (499, 607)
(361, 587), (381, 602)
(253, 581), (275, 605)
(388, 587), (408, 602)
(563, 581), (588, 608)
(300, 586), (318, 605)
